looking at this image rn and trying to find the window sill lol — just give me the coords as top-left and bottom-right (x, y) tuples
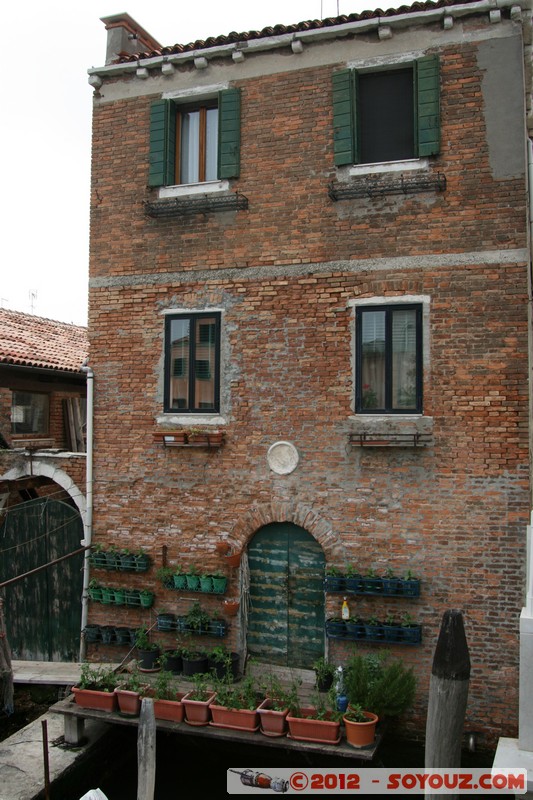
(346, 158), (429, 177)
(158, 180), (229, 199)
(348, 415), (433, 447)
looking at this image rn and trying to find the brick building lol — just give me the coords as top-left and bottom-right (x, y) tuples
(85, 0), (532, 742)
(0, 309), (88, 659)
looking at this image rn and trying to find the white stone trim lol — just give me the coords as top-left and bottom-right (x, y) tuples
(0, 462), (87, 528)
(158, 180), (229, 199)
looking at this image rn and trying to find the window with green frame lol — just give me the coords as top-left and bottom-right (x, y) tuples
(165, 313), (221, 412)
(332, 55), (440, 166)
(356, 304), (423, 414)
(149, 88), (241, 187)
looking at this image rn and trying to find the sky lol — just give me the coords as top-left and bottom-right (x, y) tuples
(0, 0), (399, 327)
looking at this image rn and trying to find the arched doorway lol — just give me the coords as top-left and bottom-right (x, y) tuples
(246, 522), (325, 669)
(0, 497), (84, 661)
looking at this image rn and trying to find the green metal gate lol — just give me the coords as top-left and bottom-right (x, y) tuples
(247, 522), (325, 668)
(0, 498), (84, 661)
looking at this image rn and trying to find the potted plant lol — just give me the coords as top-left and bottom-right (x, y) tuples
(100, 585), (115, 605)
(208, 646), (239, 681)
(186, 427), (209, 445)
(199, 572), (213, 593)
(156, 610), (176, 632)
(181, 646), (209, 677)
(286, 690), (342, 745)
(362, 567), (383, 594)
(325, 565), (344, 592)
(135, 626), (161, 671)
(313, 657), (336, 692)
(381, 567), (401, 595)
(88, 579), (103, 602)
(186, 601), (210, 634)
(115, 667), (146, 716)
(83, 624), (102, 644)
(139, 589), (155, 609)
(209, 674), (260, 731)
(343, 703), (379, 748)
(325, 617), (346, 638)
(182, 672), (216, 726)
(125, 588), (141, 606)
(344, 651), (416, 723)
(173, 565), (187, 590)
(161, 647), (183, 674)
(215, 541), (231, 556)
(223, 598), (239, 616)
(211, 570), (228, 594)
(90, 544), (108, 569)
(257, 675), (299, 737)
(401, 569), (421, 597)
(207, 429), (224, 446)
(185, 565), (200, 592)
(363, 615), (384, 641)
(118, 548), (135, 571)
(225, 549), (242, 568)
(104, 546), (119, 570)
(207, 613), (227, 638)
(72, 663), (118, 712)
(345, 615), (365, 640)
(156, 566), (175, 589)
(345, 564), (362, 592)
(400, 612), (422, 643)
(113, 586), (126, 606)
(134, 548), (150, 572)
(383, 613), (402, 642)
(149, 669), (185, 722)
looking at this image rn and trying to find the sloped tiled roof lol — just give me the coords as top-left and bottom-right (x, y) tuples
(0, 308), (88, 374)
(115, 0), (482, 62)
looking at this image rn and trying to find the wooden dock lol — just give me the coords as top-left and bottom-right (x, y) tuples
(50, 695), (383, 762)
(12, 660), (121, 685)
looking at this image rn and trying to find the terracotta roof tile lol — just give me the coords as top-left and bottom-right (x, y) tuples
(115, 0), (480, 63)
(0, 308), (88, 374)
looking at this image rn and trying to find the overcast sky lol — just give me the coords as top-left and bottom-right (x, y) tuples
(0, 0), (396, 326)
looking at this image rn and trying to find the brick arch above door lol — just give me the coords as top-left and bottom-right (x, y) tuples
(228, 499), (345, 562)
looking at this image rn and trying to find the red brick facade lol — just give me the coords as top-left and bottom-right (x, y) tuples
(87, 5), (531, 744)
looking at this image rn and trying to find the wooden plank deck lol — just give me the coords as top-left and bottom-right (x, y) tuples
(12, 660), (121, 685)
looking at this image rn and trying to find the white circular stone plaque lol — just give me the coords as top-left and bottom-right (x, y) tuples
(267, 441), (299, 475)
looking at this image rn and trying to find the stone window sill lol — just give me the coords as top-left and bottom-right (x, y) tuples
(348, 415), (433, 447)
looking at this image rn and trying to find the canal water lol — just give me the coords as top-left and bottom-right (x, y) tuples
(48, 727), (509, 799)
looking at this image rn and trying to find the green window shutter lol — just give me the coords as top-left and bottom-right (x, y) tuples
(218, 88), (241, 179)
(148, 100), (176, 187)
(332, 69), (356, 166)
(416, 54), (440, 157)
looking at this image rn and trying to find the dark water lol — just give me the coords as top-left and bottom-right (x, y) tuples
(45, 727), (507, 800)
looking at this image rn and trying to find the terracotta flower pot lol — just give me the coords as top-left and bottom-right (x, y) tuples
(215, 541), (231, 555)
(152, 692), (185, 722)
(182, 691), (216, 726)
(115, 688), (142, 717)
(72, 687), (117, 713)
(223, 599), (240, 616)
(286, 708), (341, 744)
(257, 698), (289, 737)
(209, 702), (259, 732)
(343, 710), (379, 748)
(225, 552), (241, 568)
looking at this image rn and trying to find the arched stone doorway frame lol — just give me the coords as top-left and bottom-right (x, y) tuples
(1, 461), (87, 525)
(227, 500), (345, 665)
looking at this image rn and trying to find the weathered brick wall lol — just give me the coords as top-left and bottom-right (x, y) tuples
(86, 25), (530, 746)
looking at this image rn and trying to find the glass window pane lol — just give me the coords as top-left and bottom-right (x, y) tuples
(391, 309), (417, 409)
(194, 317), (216, 409)
(169, 319), (190, 409)
(180, 110), (200, 183)
(11, 392), (49, 434)
(361, 311), (385, 409)
(205, 107), (219, 181)
(359, 69), (414, 163)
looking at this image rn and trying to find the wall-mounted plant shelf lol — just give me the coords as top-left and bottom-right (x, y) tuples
(326, 618), (422, 645)
(324, 575), (420, 598)
(153, 431), (224, 448)
(83, 625), (137, 646)
(159, 573), (228, 594)
(90, 549), (151, 572)
(88, 585), (154, 609)
(156, 613), (227, 637)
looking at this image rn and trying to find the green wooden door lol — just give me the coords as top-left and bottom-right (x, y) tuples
(247, 523), (325, 668)
(0, 498), (84, 661)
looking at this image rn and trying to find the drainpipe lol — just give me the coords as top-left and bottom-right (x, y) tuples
(526, 139), (533, 617)
(79, 362), (94, 660)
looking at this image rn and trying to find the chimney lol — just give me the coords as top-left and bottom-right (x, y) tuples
(100, 13), (163, 65)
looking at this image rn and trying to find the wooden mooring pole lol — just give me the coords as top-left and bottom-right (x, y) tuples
(137, 697), (156, 800)
(425, 609), (471, 800)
